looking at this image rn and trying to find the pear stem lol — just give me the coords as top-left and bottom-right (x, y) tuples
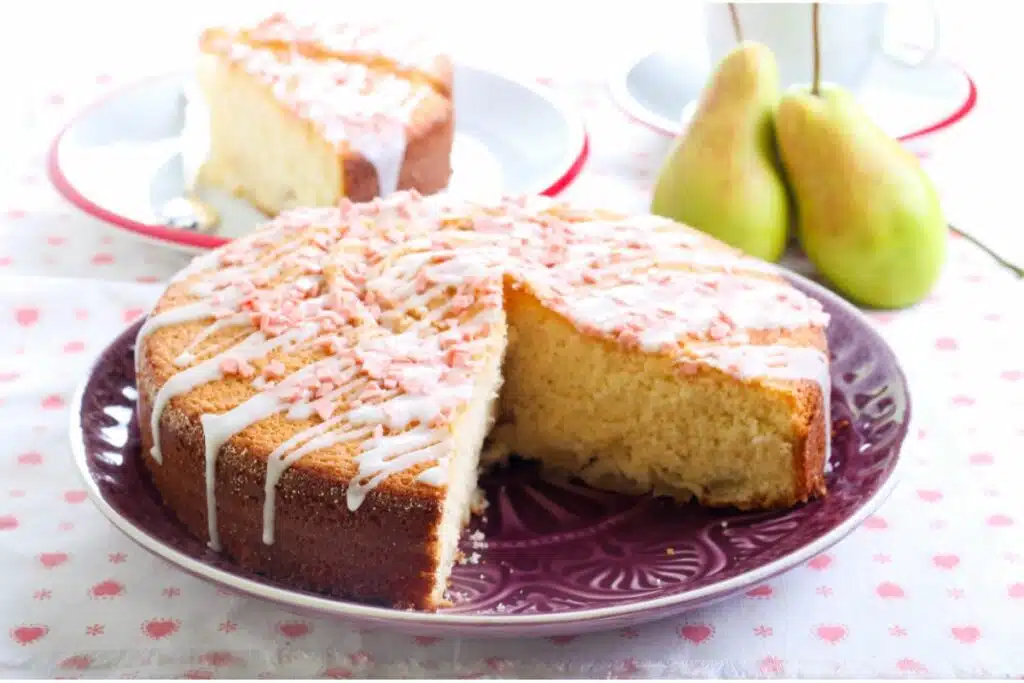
(948, 224), (1024, 278)
(811, 3), (821, 95)
(728, 3), (743, 43)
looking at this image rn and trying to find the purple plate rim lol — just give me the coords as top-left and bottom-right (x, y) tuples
(68, 267), (909, 637)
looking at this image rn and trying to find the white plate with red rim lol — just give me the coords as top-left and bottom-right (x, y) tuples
(48, 64), (589, 255)
(608, 45), (977, 144)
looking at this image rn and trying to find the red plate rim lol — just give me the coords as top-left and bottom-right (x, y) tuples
(47, 71), (591, 252)
(607, 48), (978, 144)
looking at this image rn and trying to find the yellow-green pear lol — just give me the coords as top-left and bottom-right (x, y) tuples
(776, 84), (947, 309)
(651, 41), (790, 262)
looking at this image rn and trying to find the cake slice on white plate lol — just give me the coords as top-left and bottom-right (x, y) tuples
(192, 12), (455, 215)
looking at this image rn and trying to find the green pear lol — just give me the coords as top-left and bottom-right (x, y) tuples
(776, 84), (947, 309)
(651, 41), (790, 262)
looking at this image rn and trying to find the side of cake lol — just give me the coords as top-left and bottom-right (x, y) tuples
(195, 13), (455, 215)
(136, 191), (831, 610)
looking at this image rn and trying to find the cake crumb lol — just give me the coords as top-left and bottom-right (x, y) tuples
(666, 547), (675, 556)
(470, 487), (490, 515)
(447, 590), (469, 604)
(458, 551), (482, 566)
(468, 529), (488, 549)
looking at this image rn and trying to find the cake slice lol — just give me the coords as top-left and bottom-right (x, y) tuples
(194, 14), (455, 216)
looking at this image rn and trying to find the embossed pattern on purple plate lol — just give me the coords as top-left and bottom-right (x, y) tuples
(70, 275), (910, 637)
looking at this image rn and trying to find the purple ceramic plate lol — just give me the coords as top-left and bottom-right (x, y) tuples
(70, 272), (910, 638)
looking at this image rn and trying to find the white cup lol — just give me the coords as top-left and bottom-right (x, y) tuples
(703, 2), (941, 92)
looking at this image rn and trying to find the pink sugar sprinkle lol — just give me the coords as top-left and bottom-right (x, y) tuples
(264, 360), (287, 379)
(450, 294), (474, 314)
(238, 360), (256, 378)
(314, 398), (335, 421)
(445, 348), (471, 369)
(708, 321), (731, 340)
(414, 270), (432, 295)
(679, 362), (699, 376)
(373, 424), (384, 440)
(402, 378), (426, 394)
(220, 357), (240, 375)
(582, 271), (598, 285)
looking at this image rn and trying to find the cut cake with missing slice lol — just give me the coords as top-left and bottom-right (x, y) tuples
(135, 191), (831, 610)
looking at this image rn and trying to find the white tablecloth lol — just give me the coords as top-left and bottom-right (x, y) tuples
(1, 2), (1022, 677)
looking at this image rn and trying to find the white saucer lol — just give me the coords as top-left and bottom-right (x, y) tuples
(608, 46), (977, 143)
(49, 65), (589, 254)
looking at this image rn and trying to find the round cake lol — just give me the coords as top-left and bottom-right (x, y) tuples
(136, 190), (831, 610)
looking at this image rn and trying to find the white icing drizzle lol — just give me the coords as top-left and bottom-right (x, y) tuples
(175, 313), (252, 367)
(147, 325), (313, 464)
(139, 191), (833, 552)
(200, 391), (283, 551)
(688, 344), (830, 386)
(134, 301), (217, 373)
(349, 118), (407, 197)
(348, 427), (450, 511)
(262, 423), (371, 545)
